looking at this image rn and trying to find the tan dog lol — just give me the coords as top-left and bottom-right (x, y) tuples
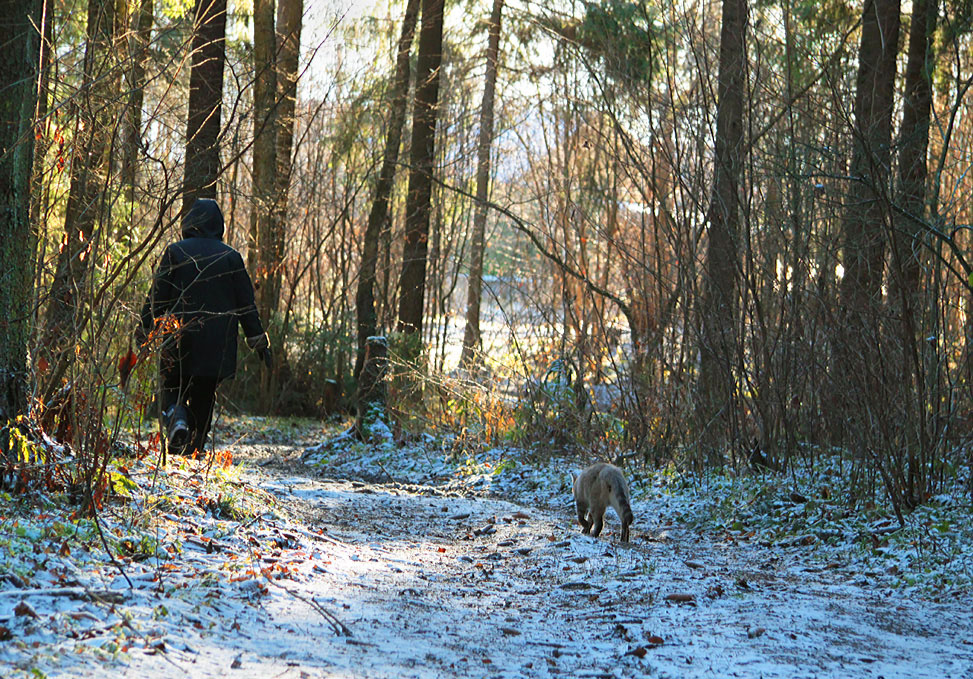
(573, 462), (633, 542)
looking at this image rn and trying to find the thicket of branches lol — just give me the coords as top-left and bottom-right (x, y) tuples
(3, 0), (973, 513)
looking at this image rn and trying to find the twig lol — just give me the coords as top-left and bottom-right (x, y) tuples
(261, 576), (352, 637)
(0, 587), (126, 603)
(91, 508), (134, 590)
(376, 459), (396, 485)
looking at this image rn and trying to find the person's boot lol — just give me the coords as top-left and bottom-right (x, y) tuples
(164, 404), (190, 452)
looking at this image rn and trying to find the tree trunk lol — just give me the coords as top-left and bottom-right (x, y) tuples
(695, 0), (747, 453)
(182, 0), (228, 215)
(395, 0), (444, 345)
(0, 0), (44, 421)
(839, 0), (901, 312)
(41, 0), (122, 394)
(892, 0), (935, 505)
(891, 0), (934, 311)
(249, 0), (278, 322)
(460, 0), (504, 371)
(120, 0), (153, 209)
(354, 0), (420, 381)
(29, 0), (53, 234)
(274, 0), (303, 277)
(832, 0), (901, 446)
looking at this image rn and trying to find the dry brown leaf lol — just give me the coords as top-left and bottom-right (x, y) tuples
(664, 593), (695, 604)
(14, 601), (38, 618)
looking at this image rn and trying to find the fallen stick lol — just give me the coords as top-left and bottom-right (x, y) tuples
(0, 588), (126, 603)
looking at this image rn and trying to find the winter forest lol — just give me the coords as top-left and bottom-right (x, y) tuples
(3, 0), (973, 676)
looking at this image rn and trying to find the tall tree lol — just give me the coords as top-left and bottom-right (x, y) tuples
(250, 0), (278, 321)
(120, 0), (154, 209)
(354, 0), (420, 381)
(460, 0), (504, 370)
(0, 0), (44, 420)
(42, 0), (123, 392)
(839, 0), (901, 312)
(891, 0), (935, 313)
(395, 0), (445, 344)
(182, 0), (228, 215)
(695, 0), (747, 451)
(273, 0), (303, 294)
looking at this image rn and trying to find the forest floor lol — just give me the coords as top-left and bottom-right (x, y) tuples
(2, 416), (973, 678)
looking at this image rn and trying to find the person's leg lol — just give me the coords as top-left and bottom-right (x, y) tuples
(186, 376), (219, 457)
(159, 367), (190, 463)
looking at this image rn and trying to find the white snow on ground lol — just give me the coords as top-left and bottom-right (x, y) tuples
(1, 418), (972, 678)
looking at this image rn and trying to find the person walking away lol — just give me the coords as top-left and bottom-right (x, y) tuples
(136, 198), (271, 462)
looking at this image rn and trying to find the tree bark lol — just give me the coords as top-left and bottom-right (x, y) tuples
(274, 0), (303, 273)
(695, 0), (747, 452)
(0, 0), (44, 421)
(396, 0), (444, 345)
(839, 0), (901, 312)
(250, 0), (278, 322)
(182, 0), (228, 215)
(460, 0), (504, 370)
(891, 0), (935, 311)
(42, 0), (122, 394)
(120, 0), (153, 208)
(354, 0), (420, 381)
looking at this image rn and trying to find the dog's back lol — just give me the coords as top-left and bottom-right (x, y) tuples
(573, 462), (633, 542)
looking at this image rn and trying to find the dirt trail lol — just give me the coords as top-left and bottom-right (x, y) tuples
(168, 448), (973, 679)
(7, 440), (971, 679)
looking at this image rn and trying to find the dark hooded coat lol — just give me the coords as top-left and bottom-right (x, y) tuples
(140, 199), (264, 380)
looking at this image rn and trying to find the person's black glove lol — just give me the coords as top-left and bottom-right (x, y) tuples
(258, 346), (272, 370)
(247, 333), (272, 370)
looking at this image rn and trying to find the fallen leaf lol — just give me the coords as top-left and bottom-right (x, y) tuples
(511, 512), (530, 520)
(664, 593), (695, 604)
(501, 628), (521, 636)
(437, 547), (446, 553)
(646, 635), (664, 647)
(14, 601), (38, 618)
(627, 646), (648, 658)
(560, 581), (591, 590)
(747, 627), (766, 639)
(685, 560), (704, 570)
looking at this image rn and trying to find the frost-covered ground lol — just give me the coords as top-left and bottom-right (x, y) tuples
(2, 416), (972, 678)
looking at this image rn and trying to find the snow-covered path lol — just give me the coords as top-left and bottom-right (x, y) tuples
(223, 472), (973, 679)
(3, 442), (973, 678)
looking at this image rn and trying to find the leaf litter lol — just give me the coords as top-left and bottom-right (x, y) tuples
(0, 415), (971, 678)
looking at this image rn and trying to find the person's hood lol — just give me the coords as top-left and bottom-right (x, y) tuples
(181, 198), (225, 240)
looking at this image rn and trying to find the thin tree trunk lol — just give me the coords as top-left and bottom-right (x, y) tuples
(0, 0), (44, 421)
(892, 0), (936, 504)
(460, 0), (503, 370)
(266, 0), (302, 406)
(832, 0), (901, 446)
(250, 0), (278, 322)
(891, 0), (935, 310)
(42, 0), (122, 394)
(354, 0), (420, 380)
(182, 0), (228, 215)
(839, 0), (901, 311)
(120, 0), (153, 209)
(395, 0), (444, 344)
(29, 0), (53, 234)
(695, 0), (747, 454)
(274, 0), (302, 278)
